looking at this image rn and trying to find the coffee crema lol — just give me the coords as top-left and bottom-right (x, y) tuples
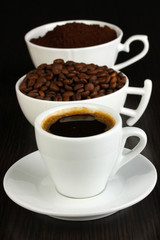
(42, 108), (115, 137)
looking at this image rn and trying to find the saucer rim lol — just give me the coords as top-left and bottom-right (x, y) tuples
(3, 149), (157, 220)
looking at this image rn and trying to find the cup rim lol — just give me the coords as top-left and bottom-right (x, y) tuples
(35, 103), (121, 141)
(25, 19), (123, 51)
(16, 74), (128, 104)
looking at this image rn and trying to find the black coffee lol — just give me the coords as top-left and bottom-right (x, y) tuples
(42, 109), (115, 137)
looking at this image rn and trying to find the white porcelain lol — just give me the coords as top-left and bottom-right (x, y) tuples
(3, 150), (157, 221)
(15, 75), (152, 126)
(25, 20), (149, 70)
(35, 103), (147, 198)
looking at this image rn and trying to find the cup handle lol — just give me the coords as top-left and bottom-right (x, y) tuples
(111, 127), (147, 176)
(114, 35), (149, 70)
(120, 79), (152, 126)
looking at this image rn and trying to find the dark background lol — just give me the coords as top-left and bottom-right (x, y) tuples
(1, 1), (160, 240)
(1, 1), (159, 82)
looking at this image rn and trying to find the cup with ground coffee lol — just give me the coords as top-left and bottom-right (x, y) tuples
(25, 20), (149, 70)
(16, 59), (152, 126)
(35, 103), (147, 198)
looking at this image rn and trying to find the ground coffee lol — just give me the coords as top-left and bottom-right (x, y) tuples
(30, 22), (117, 48)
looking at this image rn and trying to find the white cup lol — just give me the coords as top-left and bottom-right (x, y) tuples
(35, 103), (147, 198)
(15, 75), (152, 126)
(25, 20), (149, 70)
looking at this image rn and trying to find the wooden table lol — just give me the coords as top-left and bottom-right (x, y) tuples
(1, 2), (160, 240)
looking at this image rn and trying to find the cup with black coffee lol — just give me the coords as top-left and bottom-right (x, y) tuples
(35, 103), (147, 198)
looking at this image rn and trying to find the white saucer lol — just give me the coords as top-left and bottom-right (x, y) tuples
(3, 149), (157, 221)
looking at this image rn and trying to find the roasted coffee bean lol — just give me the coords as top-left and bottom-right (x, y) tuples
(77, 88), (84, 93)
(57, 96), (63, 101)
(36, 96), (44, 100)
(50, 82), (59, 92)
(110, 77), (117, 84)
(29, 89), (38, 93)
(19, 59), (126, 101)
(105, 76), (111, 83)
(81, 91), (90, 98)
(19, 82), (27, 92)
(106, 89), (113, 94)
(64, 84), (72, 91)
(37, 63), (48, 69)
(74, 83), (84, 91)
(101, 83), (109, 89)
(28, 92), (39, 98)
(90, 90), (98, 98)
(33, 82), (42, 89)
(110, 82), (117, 89)
(117, 82), (124, 89)
(43, 96), (51, 100)
(39, 90), (45, 97)
(54, 59), (64, 64)
(78, 73), (89, 79)
(64, 79), (73, 85)
(89, 75), (97, 82)
(40, 86), (48, 91)
(52, 63), (63, 75)
(97, 71), (108, 77)
(110, 72), (117, 77)
(63, 91), (74, 97)
(67, 65), (75, 72)
(75, 92), (82, 100)
(85, 83), (94, 91)
(56, 81), (63, 87)
(46, 91), (56, 97)
(28, 78), (36, 87)
(25, 87), (33, 92)
(46, 72), (53, 80)
(63, 96), (70, 101)
(99, 89), (105, 94)
(66, 73), (74, 78)
(45, 81), (51, 87)
(62, 68), (69, 75)
(75, 63), (85, 71)
(98, 78), (106, 83)
(95, 85), (100, 91)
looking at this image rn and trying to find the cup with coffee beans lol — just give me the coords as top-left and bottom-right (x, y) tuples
(35, 103), (147, 198)
(16, 59), (152, 126)
(25, 20), (149, 70)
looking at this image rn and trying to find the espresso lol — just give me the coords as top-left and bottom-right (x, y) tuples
(42, 109), (115, 137)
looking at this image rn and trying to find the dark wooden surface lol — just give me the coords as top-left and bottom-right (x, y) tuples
(1, 2), (160, 240)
